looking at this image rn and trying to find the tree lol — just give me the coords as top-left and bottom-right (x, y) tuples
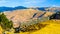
(0, 13), (13, 30)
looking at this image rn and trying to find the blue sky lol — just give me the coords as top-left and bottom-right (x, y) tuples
(0, 0), (60, 7)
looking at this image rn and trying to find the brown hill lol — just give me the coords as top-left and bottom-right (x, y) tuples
(4, 9), (55, 23)
(43, 11), (55, 17)
(4, 9), (40, 22)
(4, 9), (55, 28)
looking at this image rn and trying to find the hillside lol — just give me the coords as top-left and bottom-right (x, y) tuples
(3, 9), (55, 28)
(4, 9), (39, 22)
(19, 20), (60, 34)
(4, 9), (55, 22)
(1, 20), (60, 34)
(0, 8), (60, 34)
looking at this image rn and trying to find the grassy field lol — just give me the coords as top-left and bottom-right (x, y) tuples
(0, 20), (60, 34)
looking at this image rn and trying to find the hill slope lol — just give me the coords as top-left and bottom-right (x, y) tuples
(20, 20), (60, 34)
(4, 9), (40, 23)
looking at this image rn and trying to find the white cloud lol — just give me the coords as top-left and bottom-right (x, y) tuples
(52, 5), (60, 7)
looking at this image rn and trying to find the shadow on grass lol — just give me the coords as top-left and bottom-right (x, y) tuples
(20, 23), (48, 32)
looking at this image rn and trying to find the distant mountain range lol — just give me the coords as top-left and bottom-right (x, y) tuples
(36, 7), (49, 11)
(0, 6), (60, 12)
(0, 6), (27, 12)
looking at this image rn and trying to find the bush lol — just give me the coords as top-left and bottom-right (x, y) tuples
(0, 13), (13, 30)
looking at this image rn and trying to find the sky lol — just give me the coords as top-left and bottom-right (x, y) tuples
(0, 0), (60, 7)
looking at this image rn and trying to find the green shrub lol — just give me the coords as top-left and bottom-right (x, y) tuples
(0, 13), (13, 30)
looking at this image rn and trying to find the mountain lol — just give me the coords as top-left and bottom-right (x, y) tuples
(32, 11), (54, 18)
(0, 6), (27, 12)
(0, 7), (14, 12)
(4, 8), (55, 23)
(14, 6), (27, 10)
(4, 9), (38, 23)
(0, 6), (60, 12)
(35, 7), (60, 12)
(4, 8), (56, 28)
(45, 7), (60, 12)
(36, 7), (49, 11)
